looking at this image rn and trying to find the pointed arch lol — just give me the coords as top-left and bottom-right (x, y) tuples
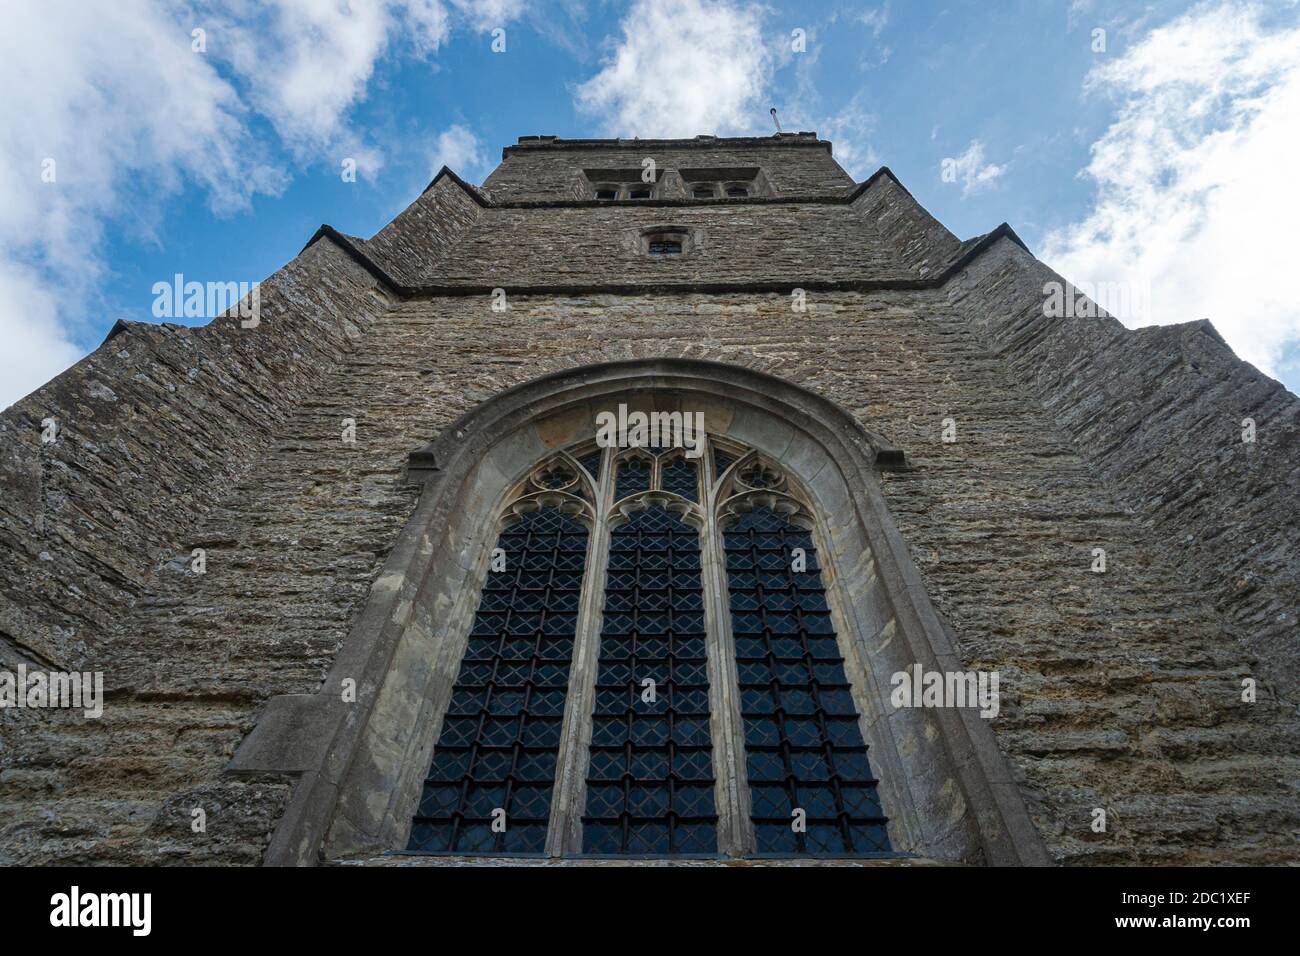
(234, 357), (1049, 866)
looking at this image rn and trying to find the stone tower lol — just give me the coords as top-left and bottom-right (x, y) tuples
(1, 133), (1297, 866)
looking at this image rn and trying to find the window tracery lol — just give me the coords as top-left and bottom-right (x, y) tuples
(406, 487), (592, 853)
(406, 439), (892, 858)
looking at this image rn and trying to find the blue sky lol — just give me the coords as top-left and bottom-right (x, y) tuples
(3, 0), (1299, 408)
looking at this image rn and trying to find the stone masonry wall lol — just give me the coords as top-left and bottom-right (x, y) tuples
(4, 281), (1295, 865)
(0, 240), (392, 675)
(946, 241), (1300, 701)
(483, 137), (854, 202)
(2, 141), (1295, 867)
(355, 175), (487, 288)
(851, 174), (966, 278)
(348, 171), (976, 292)
(414, 202), (917, 287)
(0, 176), (482, 861)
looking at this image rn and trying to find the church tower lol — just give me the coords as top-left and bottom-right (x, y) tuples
(1, 133), (1297, 866)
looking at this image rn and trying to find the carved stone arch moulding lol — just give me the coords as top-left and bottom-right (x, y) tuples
(230, 357), (1050, 866)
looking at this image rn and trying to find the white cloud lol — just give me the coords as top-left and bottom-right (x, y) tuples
(210, 0), (452, 159)
(0, 0), (520, 410)
(1041, 1), (1300, 382)
(575, 0), (773, 137)
(810, 94), (879, 181)
(450, 0), (526, 31)
(0, 0), (285, 409)
(0, 261), (83, 407)
(944, 140), (1007, 197)
(1067, 0), (1097, 30)
(430, 124), (488, 182)
(760, 25), (878, 181)
(858, 4), (890, 39)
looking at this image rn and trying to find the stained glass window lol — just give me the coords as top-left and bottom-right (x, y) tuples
(724, 506), (891, 856)
(582, 505), (717, 854)
(406, 506), (587, 855)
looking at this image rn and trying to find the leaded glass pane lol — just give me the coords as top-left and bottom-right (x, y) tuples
(407, 507), (587, 854)
(713, 447), (737, 479)
(614, 456), (651, 501)
(578, 450), (603, 480)
(583, 505), (717, 854)
(660, 456), (699, 502)
(724, 506), (891, 855)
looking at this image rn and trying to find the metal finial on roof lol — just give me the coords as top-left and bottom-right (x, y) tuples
(770, 107), (782, 134)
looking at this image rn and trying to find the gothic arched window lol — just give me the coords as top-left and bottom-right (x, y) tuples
(406, 466), (593, 855)
(717, 462), (890, 856)
(245, 360), (1047, 867)
(583, 499), (714, 855)
(405, 437), (892, 859)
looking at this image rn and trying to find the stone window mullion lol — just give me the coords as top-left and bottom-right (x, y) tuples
(699, 440), (757, 856)
(545, 448), (613, 855)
